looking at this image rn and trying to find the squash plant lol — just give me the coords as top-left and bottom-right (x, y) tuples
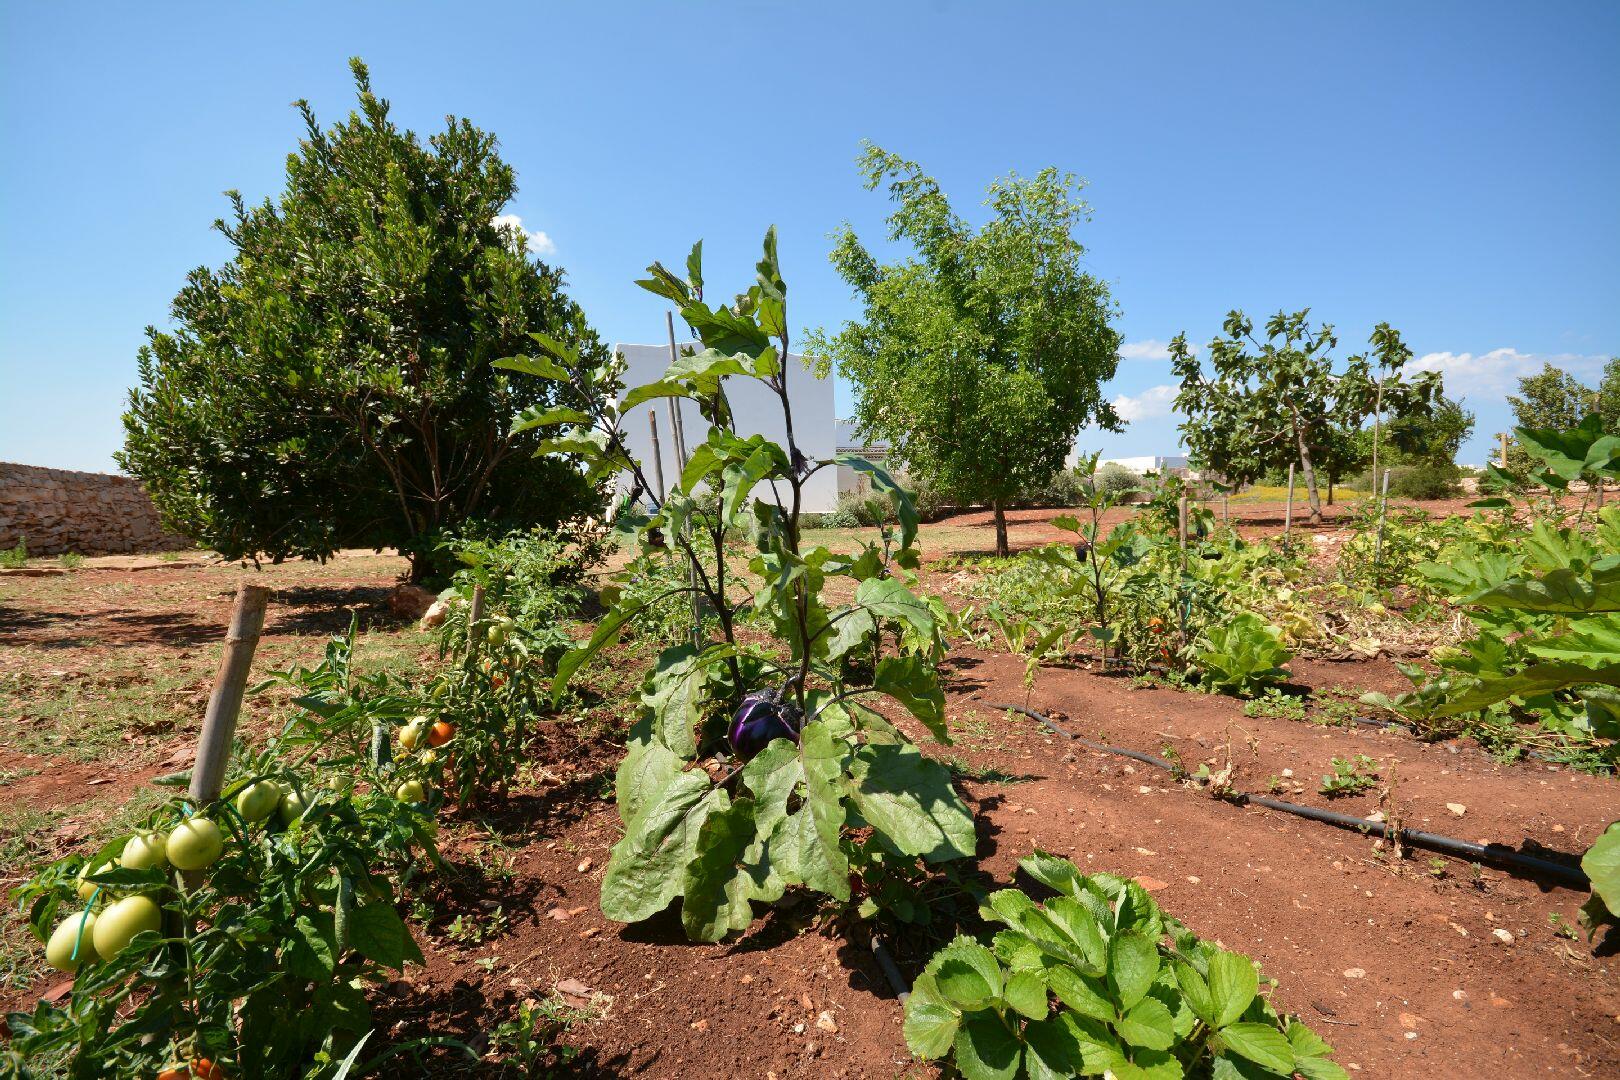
(496, 230), (975, 940)
(904, 851), (1346, 1080)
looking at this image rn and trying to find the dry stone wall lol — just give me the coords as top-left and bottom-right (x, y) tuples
(0, 463), (193, 556)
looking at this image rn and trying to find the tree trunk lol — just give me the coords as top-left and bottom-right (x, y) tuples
(992, 501), (1010, 558)
(1295, 429), (1324, 524)
(408, 550), (431, 585)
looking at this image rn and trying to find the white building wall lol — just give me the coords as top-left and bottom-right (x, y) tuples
(611, 342), (840, 513)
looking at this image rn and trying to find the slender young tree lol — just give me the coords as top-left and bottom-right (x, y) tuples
(120, 60), (606, 581)
(1170, 311), (1437, 523)
(807, 144), (1122, 556)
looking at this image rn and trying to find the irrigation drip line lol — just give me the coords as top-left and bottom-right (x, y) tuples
(988, 702), (1591, 892)
(869, 935), (910, 1002)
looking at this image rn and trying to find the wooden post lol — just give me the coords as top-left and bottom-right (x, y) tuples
(1373, 469), (1391, 570)
(1177, 495), (1188, 549)
(648, 411), (666, 503)
(665, 310), (702, 646)
(189, 583), (270, 805)
(666, 311), (690, 469)
(1283, 464), (1295, 542)
(467, 585), (487, 653)
(1223, 493), (1230, 526)
(1499, 431), (1510, 469)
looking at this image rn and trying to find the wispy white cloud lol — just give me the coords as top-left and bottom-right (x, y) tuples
(1112, 384), (1178, 424)
(492, 213), (557, 257)
(1118, 338), (1190, 362)
(1409, 348), (1608, 397)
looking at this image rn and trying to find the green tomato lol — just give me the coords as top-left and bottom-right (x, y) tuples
(92, 895), (162, 960)
(76, 860), (114, 903)
(418, 749), (438, 766)
(234, 780), (283, 823)
(119, 830), (169, 871)
(396, 780), (428, 803)
(486, 617), (512, 645)
(45, 911), (98, 971)
(278, 788), (309, 825)
(399, 716), (430, 751)
(167, 818), (224, 871)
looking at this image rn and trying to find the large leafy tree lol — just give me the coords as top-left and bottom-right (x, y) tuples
(120, 60), (606, 581)
(806, 144), (1122, 556)
(1170, 311), (1438, 523)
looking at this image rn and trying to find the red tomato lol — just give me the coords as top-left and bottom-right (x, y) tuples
(427, 721), (455, 747)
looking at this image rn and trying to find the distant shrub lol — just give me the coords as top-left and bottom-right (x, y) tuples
(57, 552), (85, 569)
(0, 537), (26, 569)
(1372, 462), (1462, 500)
(1096, 461), (1144, 495)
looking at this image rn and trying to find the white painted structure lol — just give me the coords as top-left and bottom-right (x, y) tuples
(834, 419), (892, 496)
(1100, 455), (1190, 475)
(610, 342), (841, 513)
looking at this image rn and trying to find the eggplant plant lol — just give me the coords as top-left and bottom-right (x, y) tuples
(496, 230), (975, 941)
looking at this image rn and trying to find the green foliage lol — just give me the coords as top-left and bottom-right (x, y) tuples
(118, 60), (606, 582)
(1579, 820), (1620, 942)
(440, 524), (607, 664)
(8, 629), (434, 1078)
(808, 143), (1122, 556)
(1318, 755), (1379, 797)
(1194, 613), (1292, 697)
(902, 851), (1345, 1080)
(499, 232), (974, 941)
(1171, 311), (1438, 523)
(0, 537), (26, 569)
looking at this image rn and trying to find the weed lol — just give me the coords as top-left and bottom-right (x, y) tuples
(1319, 755), (1380, 797)
(1548, 912), (1579, 940)
(0, 537), (27, 569)
(1243, 689), (1306, 721)
(56, 551), (84, 569)
(488, 995), (596, 1076)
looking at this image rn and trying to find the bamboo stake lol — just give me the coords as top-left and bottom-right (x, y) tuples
(468, 585), (487, 655)
(189, 583), (270, 805)
(1373, 469), (1391, 570)
(666, 310), (702, 647)
(648, 411), (666, 503)
(1284, 464), (1295, 543)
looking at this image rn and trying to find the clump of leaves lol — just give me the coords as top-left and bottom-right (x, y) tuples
(903, 850), (1346, 1079)
(0, 537), (26, 569)
(1194, 613), (1292, 697)
(1578, 819), (1620, 943)
(1318, 755), (1379, 797)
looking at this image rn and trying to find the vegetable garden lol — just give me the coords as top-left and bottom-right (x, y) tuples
(2, 237), (1617, 1079)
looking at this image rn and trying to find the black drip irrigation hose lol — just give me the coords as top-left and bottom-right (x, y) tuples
(988, 702), (1591, 892)
(869, 935), (910, 1002)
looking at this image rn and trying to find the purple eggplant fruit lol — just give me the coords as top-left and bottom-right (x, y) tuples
(728, 688), (804, 760)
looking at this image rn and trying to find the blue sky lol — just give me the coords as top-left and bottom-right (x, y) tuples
(3, 1), (1617, 473)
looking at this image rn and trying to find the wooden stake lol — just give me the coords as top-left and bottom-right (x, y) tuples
(189, 583), (270, 804)
(666, 311), (690, 469)
(1373, 469), (1391, 570)
(1178, 495), (1188, 549)
(468, 584), (487, 654)
(1499, 431), (1510, 469)
(1284, 464), (1295, 542)
(648, 411), (666, 502)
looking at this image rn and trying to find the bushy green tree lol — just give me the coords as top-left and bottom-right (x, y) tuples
(1509, 363), (1597, 433)
(120, 60), (606, 581)
(1170, 311), (1438, 523)
(807, 144), (1122, 556)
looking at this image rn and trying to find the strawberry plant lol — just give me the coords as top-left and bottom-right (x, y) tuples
(903, 850), (1345, 1079)
(496, 231), (975, 941)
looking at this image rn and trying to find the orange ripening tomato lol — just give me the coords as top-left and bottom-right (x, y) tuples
(191, 1059), (226, 1080)
(427, 721), (455, 747)
(156, 1070), (189, 1080)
